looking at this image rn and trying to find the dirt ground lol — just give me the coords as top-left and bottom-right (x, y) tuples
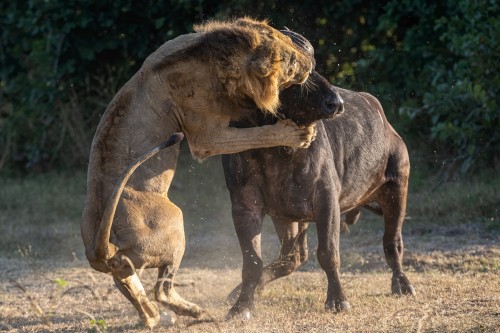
(1, 216), (498, 333)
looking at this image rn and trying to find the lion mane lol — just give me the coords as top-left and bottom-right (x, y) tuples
(151, 17), (311, 114)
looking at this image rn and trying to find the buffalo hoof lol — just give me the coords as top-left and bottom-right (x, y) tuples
(159, 311), (177, 326)
(325, 300), (351, 312)
(225, 285), (242, 305)
(392, 275), (416, 296)
(225, 303), (253, 321)
(225, 308), (251, 321)
(241, 309), (252, 320)
(400, 283), (416, 296)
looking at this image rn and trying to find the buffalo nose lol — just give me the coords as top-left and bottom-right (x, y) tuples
(324, 93), (344, 115)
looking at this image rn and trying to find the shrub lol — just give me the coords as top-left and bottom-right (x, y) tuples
(359, 0), (499, 173)
(0, 0), (202, 171)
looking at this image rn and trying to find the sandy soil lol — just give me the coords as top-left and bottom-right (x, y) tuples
(1, 219), (498, 333)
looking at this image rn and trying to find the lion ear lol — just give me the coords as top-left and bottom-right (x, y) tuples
(247, 46), (275, 78)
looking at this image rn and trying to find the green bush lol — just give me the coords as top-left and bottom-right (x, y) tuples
(359, 0), (499, 173)
(425, 0), (499, 172)
(0, 0), (204, 171)
(1, 0), (498, 175)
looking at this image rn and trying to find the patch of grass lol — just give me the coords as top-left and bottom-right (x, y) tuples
(53, 277), (69, 288)
(407, 168), (499, 226)
(0, 171), (87, 259)
(0, 152), (498, 332)
(0, 171), (86, 223)
(89, 318), (108, 333)
(3, 264), (498, 332)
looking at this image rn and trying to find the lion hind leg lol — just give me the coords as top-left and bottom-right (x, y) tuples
(155, 265), (205, 319)
(113, 272), (160, 329)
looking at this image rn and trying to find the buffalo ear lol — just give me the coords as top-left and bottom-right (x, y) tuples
(247, 46), (276, 78)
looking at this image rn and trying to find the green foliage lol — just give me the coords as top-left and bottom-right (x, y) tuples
(359, 0), (499, 173)
(1, 0), (498, 174)
(424, 0), (500, 172)
(89, 318), (108, 333)
(53, 277), (69, 288)
(0, 0), (206, 171)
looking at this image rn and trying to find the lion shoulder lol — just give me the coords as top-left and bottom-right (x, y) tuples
(143, 33), (204, 71)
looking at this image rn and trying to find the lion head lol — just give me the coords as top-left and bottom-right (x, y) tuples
(194, 17), (314, 114)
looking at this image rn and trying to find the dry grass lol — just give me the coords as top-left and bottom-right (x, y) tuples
(1, 259), (499, 332)
(0, 153), (499, 332)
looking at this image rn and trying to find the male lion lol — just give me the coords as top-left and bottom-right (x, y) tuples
(81, 18), (316, 328)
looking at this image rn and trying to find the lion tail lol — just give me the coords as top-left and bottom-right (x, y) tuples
(94, 132), (184, 261)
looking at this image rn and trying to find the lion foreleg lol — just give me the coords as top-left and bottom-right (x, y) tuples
(189, 119), (317, 161)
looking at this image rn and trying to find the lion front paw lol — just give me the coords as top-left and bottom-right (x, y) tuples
(299, 123), (317, 148)
(277, 119), (317, 148)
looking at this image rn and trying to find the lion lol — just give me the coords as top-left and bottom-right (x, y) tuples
(80, 17), (316, 328)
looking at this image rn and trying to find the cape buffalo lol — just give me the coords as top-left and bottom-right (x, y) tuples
(223, 71), (415, 319)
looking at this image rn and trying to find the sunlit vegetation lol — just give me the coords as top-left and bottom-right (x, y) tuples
(1, 0), (498, 174)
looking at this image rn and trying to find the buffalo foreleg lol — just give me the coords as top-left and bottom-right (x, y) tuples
(225, 199), (265, 320)
(261, 220), (309, 287)
(315, 189), (350, 312)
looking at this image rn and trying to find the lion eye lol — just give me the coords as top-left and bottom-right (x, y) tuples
(288, 60), (298, 76)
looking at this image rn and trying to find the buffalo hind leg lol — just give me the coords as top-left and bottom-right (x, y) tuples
(155, 265), (205, 319)
(226, 221), (309, 304)
(260, 220), (309, 287)
(112, 267), (160, 329)
(378, 181), (416, 296)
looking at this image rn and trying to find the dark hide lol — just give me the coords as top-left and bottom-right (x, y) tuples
(223, 80), (415, 318)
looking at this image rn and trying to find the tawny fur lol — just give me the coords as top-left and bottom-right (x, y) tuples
(80, 17), (316, 329)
